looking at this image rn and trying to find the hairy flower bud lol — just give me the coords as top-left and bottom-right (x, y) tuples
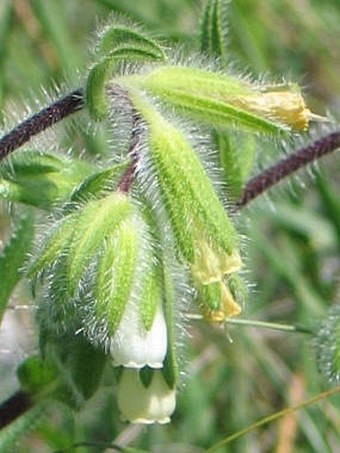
(128, 66), (318, 132)
(129, 98), (244, 319)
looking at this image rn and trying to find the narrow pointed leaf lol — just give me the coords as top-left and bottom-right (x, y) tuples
(214, 129), (255, 199)
(0, 150), (93, 209)
(99, 25), (166, 61)
(69, 161), (130, 205)
(0, 209), (34, 323)
(87, 44), (165, 120)
(200, 0), (230, 63)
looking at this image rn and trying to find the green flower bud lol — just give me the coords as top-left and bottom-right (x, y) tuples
(67, 193), (133, 295)
(127, 66), (318, 132)
(128, 94), (243, 319)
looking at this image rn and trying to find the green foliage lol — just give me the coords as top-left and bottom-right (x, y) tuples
(200, 0), (230, 63)
(86, 23), (166, 119)
(0, 151), (93, 209)
(0, 209), (34, 323)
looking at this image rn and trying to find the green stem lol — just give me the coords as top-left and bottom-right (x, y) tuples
(207, 385), (340, 451)
(186, 314), (313, 334)
(225, 318), (313, 334)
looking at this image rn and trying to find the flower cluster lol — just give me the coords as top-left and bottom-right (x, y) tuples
(27, 21), (318, 426)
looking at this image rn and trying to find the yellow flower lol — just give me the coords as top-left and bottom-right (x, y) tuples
(197, 280), (242, 323)
(232, 88), (321, 131)
(191, 240), (242, 285)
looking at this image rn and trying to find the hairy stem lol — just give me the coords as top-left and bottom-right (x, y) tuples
(0, 88), (83, 160)
(237, 131), (340, 208)
(117, 111), (142, 193)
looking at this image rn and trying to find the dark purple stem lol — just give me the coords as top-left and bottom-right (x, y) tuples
(237, 131), (340, 208)
(0, 88), (84, 161)
(0, 390), (32, 429)
(117, 111), (142, 193)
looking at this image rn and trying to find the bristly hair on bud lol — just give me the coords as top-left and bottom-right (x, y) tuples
(314, 304), (340, 386)
(120, 66), (320, 133)
(120, 91), (246, 322)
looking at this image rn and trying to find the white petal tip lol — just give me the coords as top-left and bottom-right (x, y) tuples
(112, 360), (164, 369)
(123, 417), (171, 425)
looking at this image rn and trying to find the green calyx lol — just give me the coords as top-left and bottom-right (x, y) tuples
(66, 193), (133, 294)
(94, 217), (139, 335)
(200, 0), (230, 63)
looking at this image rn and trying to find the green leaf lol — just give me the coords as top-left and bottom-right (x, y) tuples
(99, 25), (166, 61)
(130, 95), (240, 263)
(86, 24), (166, 120)
(0, 209), (34, 324)
(86, 49), (164, 120)
(28, 213), (79, 278)
(200, 0), (230, 64)
(86, 58), (112, 121)
(139, 264), (161, 331)
(0, 0), (13, 114)
(68, 161), (130, 206)
(0, 150), (93, 209)
(54, 335), (107, 401)
(161, 263), (179, 389)
(31, 0), (81, 77)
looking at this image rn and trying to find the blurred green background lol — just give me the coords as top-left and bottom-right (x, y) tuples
(0, 0), (340, 452)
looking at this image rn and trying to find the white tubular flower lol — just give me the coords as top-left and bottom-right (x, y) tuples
(117, 369), (176, 424)
(110, 300), (167, 368)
